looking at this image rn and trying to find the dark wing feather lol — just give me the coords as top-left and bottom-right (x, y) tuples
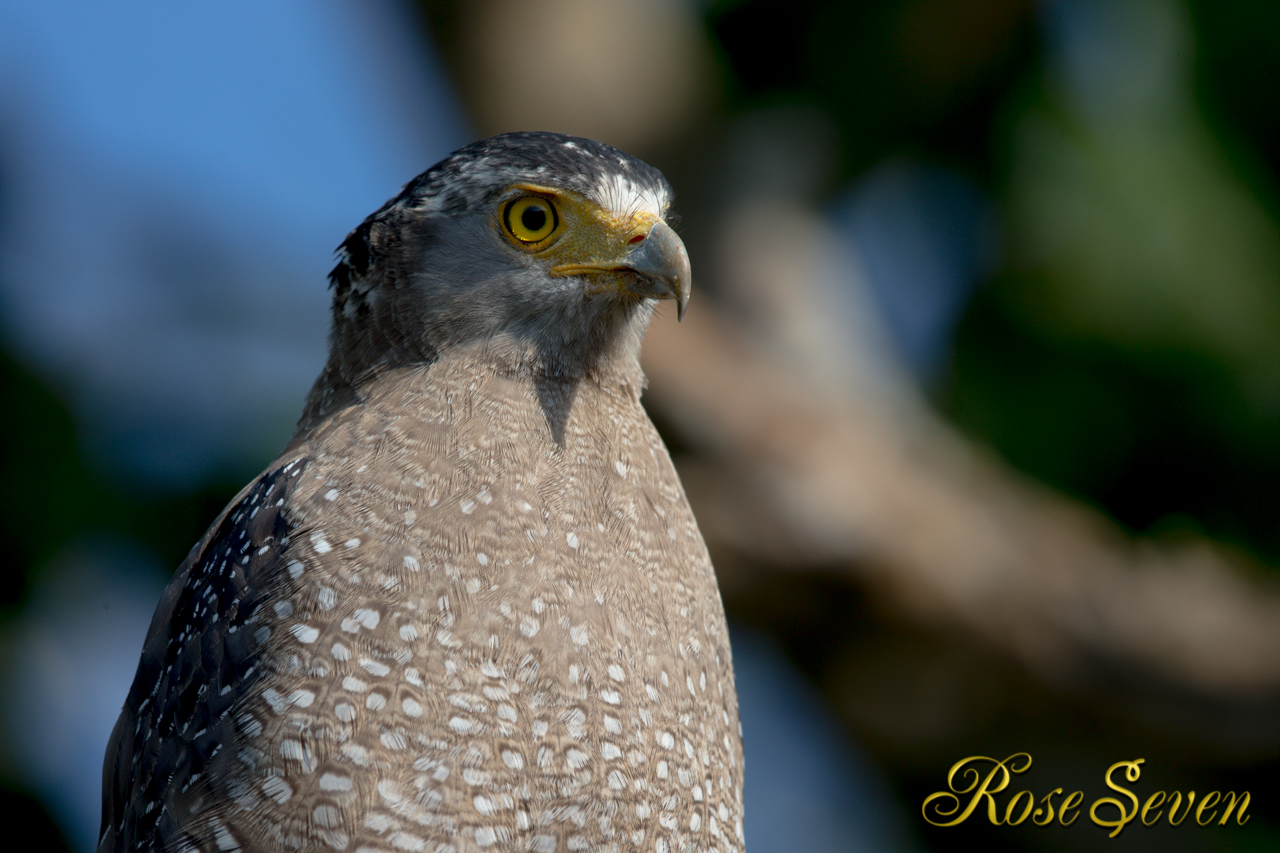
(98, 457), (309, 853)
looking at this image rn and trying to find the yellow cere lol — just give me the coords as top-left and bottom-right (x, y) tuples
(499, 183), (660, 285)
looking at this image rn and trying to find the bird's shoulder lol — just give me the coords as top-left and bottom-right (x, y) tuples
(99, 454), (310, 852)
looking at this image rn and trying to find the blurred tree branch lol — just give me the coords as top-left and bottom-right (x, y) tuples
(643, 302), (1280, 711)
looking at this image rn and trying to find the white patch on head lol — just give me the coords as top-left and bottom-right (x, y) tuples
(592, 172), (668, 219)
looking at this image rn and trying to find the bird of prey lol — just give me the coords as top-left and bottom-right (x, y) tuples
(99, 132), (744, 853)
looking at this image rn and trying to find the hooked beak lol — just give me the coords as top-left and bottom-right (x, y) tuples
(551, 219), (692, 321)
(616, 220), (691, 321)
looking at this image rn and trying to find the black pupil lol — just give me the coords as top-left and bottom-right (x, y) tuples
(521, 205), (547, 233)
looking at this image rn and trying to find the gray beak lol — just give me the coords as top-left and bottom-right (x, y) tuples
(620, 220), (691, 321)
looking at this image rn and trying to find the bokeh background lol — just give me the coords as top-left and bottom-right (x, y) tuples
(2, 0), (1279, 850)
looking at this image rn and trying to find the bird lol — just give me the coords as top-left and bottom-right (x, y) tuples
(98, 132), (745, 853)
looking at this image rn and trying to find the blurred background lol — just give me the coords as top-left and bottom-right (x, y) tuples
(1, 0), (1279, 850)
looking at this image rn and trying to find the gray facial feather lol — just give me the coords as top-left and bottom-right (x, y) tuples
(311, 133), (667, 431)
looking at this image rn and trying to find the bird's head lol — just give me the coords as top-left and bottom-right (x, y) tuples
(326, 132), (690, 384)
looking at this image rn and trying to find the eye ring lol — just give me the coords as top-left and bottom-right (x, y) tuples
(504, 196), (560, 245)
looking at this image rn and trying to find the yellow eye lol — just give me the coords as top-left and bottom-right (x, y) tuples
(504, 196), (559, 244)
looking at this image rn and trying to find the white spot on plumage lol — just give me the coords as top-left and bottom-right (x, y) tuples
(214, 825), (238, 851)
(319, 772), (352, 792)
(360, 657), (390, 677)
(342, 743), (370, 766)
(261, 777), (292, 804)
(342, 608), (380, 633)
(312, 804), (343, 829)
(237, 714), (262, 737)
(262, 689), (287, 714)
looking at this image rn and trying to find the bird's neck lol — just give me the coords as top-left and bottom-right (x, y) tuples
(293, 299), (655, 441)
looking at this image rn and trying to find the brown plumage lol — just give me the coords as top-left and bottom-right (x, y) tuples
(99, 132), (744, 852)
